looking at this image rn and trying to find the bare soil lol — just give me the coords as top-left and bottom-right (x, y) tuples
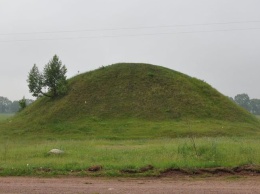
(0, 176), (260, 194)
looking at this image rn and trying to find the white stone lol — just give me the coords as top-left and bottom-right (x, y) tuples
(48, 149), (64, 154)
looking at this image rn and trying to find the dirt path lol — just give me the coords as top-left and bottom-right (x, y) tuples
(0, 176), (260, 194)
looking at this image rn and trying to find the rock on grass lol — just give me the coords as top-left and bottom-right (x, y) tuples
(48, 149), (64, 154)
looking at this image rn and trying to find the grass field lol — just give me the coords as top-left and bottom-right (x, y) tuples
(0, 115), (260, 176)
(0, 132), (259, 176)
(0, 114), (14, 122)
(0, 114), (259, 176)
(255, 115), (260, 120)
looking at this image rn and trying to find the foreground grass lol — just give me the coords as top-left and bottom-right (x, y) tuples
(0, 115), (259, 176)
(0, 136), (259, 176)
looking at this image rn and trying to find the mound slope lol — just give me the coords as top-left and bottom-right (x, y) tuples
(19, 63), (255, 123)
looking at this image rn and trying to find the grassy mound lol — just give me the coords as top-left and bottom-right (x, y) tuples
(1, 63), (259, 138)
(0, 64), (259, 177)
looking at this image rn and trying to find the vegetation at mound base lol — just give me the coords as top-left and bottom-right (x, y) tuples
(0, 136), (259, 177)
(1, 63), (260, 138)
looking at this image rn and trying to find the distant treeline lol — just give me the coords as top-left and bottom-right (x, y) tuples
(230, 93), (260, 115)
(0, 96), (34, 113)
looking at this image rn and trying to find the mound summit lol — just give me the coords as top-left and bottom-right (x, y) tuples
(20, 63), (255, 123)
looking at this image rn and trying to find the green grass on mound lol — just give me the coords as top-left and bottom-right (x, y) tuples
(1, 118), (260, 140)
(2, 63), (259, 137)
(23, 63), (256, 122)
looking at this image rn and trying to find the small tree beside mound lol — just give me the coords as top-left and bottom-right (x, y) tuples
(27, 55), (68, 98)
(18, 97), (27, 111)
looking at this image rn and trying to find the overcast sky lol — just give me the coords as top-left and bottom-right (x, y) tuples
(1, 0), (260, 101)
